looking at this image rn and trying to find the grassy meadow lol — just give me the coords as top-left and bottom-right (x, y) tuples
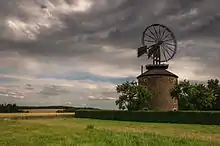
(0, 116), (220, 146)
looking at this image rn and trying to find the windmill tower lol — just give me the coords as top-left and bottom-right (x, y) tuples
(137, 24), (178, 111)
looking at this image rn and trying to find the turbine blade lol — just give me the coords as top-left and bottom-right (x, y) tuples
(137, 46), (147, 57)
(147, 48), (155, 58)
(147, 45), (160, 59)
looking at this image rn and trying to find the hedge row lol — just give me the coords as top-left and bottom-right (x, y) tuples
(75, 110), (220, 125)
(56, 107), (101, 113)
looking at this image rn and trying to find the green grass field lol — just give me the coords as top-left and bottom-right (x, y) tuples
(0, 117), (220, 146)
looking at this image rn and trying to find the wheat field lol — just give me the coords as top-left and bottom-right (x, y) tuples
(23, 109), (61, 113)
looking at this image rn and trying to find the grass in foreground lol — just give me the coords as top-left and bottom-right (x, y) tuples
(0, 118), (219, 146)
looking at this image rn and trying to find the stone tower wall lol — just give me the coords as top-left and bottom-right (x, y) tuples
(138, 75), (178, 111)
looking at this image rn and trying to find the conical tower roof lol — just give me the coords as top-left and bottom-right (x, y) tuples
(137, 64), (178, 79)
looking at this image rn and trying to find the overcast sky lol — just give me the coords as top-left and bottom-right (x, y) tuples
(0, 0), (220, 109)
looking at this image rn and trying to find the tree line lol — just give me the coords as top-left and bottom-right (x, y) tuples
(0, 104), (23, 113)
(0, 104), (100, 113)
(115, 78), (220, 111)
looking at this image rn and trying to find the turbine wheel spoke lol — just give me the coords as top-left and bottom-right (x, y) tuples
(160, 29), (166, 40)
(164, 48), (172, 58)
(145, 34), (155, 41)
(163, 38), (173, 42)
(144, 39), (155, 43)
(153, 26), (159, 41)
(148, 29), (157, 40)
(158, 26), (161, 40)
(163, 45), (173, 58)
(163, 32), (171, 41)
(164, 42), (175, 46)
(161, 46), (167, 61)
(164, 44), (174, 52)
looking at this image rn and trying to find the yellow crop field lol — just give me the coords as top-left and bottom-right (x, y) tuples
(0, 112), (74, 119)
(23, 109), (61, 113)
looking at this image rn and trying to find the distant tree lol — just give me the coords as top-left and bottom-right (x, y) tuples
(171, 80), (216, 110)
(207, 79), (220, 110)
(0, 103), (22, 113)
(115, 80), (152, 111)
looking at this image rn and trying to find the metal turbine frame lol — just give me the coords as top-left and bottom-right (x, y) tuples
(137, 24), (177, 65)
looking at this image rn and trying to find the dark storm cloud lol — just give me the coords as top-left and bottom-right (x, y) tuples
(1, 0), (219, 51)
(1, 0), (220, 77)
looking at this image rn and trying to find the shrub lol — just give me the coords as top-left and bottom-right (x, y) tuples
(75, 110), (220, 125)
(56, 110), (65, 113)
(86, 124), (95, 130)
(115, 80), (152, 110)
(56, 107), (101, 113)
